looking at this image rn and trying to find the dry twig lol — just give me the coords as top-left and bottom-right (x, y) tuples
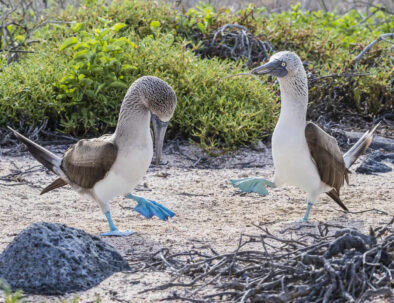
(354, 33), (394, 67)
(141, 220), (394, 303)
(195, 24), (273, 67)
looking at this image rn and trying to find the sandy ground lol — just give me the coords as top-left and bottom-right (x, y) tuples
(0, 142), (393, 303)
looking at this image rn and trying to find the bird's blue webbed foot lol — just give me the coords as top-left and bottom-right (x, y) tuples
(101, 211), (134, 237)
(231, 178), (275, 195)
(125, 193), (175, 221)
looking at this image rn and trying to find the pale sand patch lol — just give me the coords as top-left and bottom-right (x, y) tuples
(0, 146), (392, 302)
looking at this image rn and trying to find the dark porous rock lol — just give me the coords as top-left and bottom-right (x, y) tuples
(0, 222), (130, 294)
(356, 151), (394, 174)
(344, 132), (394, 151)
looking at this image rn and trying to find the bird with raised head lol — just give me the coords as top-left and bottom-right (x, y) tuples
(8, 76), (177, 236)
(231, 51), (378, 221)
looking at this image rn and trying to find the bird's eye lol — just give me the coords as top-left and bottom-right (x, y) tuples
(281, 62), (286, 67)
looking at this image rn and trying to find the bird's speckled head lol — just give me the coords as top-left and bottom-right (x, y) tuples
(118, 76), (177, 164)
(251, 51), (305, 79)
(133, 76), (177, 164)
(134, 76), (177, 122)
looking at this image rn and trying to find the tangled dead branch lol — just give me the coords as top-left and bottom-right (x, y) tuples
(0, 0), (47, 64)
(0, 120), (77, 156)
(194, 24), (273, 66)
(141, 220), (394, 303)
(306, 32), (393, 126)
(354, 33), (394, 67)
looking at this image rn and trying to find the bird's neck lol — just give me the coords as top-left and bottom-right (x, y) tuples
(277, 74), (308, 128)
(114, 88), (151, 149)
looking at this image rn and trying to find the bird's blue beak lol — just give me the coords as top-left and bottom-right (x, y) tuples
(251, 60), (288, 77)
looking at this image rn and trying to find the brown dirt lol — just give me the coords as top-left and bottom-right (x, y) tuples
(0, 142), (393, 302)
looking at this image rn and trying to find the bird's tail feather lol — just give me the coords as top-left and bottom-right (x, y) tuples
(326, 189), (348, 211)
(8, 126), (62, 174)
(343, 123), (379, 169)
(40, 178), (67, 195)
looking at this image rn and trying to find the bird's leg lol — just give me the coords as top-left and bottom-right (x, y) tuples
(124, 193), (175, 221)
(230, 178), (275, 195)
(105, 211), (118, 232)
(100, 211), (134, 237)
(302, 200), (314, 222)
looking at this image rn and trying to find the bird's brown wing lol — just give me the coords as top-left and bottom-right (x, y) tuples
(305, 122), (349, 211)
(61, 136), (118, 189)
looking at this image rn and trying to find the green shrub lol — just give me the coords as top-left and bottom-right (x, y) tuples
(107, 0), (178, 37)
(177, 3), (219, 35)
(56, 23), (137, 135)
(229, 4), (393, 118)
(0, 50), (67, 128)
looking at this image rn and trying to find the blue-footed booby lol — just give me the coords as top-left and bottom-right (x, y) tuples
(8, 76), (177, 236)
(231, 51), (378, 221)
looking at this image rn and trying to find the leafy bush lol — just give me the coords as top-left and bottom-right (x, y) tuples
(107, 0), (178, 37)
(256, 4), (393, 117)
(0, 50), (67, 128)
(177, 3), (220, 35)
(214, 3), (393, 119)
(56, 23), (137, 135)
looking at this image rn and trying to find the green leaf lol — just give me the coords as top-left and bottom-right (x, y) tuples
(122, 64), (137, 71)
(73, 42), (89, 51)
(85, 89), (96, 99)
(95, 83), (107, 96)
(73, 52), (89, 61)
(108, 81), (128, 89)
(81, 78), (94, 87)
(150, 21), (161, 30)
(112, 23), (126, 32)
(60, 37), (78, 51)
(72, 23), (83, 33)
(197, 22), (206, 34)
(98, 28), (111, 39)
(15, 35), (25, 42)
(117, 37), (137, 48)
(98, 17), (110, 26)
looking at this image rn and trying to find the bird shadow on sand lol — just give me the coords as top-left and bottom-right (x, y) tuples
(99, 233), (164, 269)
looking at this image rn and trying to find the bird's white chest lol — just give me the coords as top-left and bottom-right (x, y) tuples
(93, 142), (153, 202)
(272, 120), (322, 193)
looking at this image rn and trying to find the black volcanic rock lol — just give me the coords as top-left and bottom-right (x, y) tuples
(0, 222), (130, 294)
(356, 151), (393, 174)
